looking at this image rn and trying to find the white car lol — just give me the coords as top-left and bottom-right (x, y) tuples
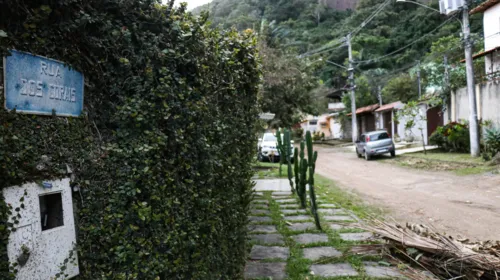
(257, 132), (294, 162)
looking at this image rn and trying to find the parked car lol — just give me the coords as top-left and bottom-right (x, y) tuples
(355, 130), (395, 160)
(257, 132), (294, 162)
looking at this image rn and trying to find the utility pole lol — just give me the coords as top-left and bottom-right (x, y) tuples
(347, 33), (358, 142)
(462, 3), (480, 157)
(377, 85), (383, 106)
(417, 60), (422, 99)
(444, 54), (451, 121)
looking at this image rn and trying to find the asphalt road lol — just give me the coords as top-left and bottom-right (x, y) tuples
(315, 146), (500, 241)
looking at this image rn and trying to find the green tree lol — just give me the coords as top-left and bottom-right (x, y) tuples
(382, 73), (418, 103)
(259, 43), (319, 127)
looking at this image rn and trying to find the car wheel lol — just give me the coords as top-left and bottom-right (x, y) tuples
(356, 148), (362, 158)
(257, 152), (264, 162)
(390, 151), (396, 157)
(364, 151), (371, 161)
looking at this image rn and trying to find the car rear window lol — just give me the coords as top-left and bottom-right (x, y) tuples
(370, 132), (389, 141)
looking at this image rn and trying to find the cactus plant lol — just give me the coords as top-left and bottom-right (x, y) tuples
(276, 129), (283, 177)
(284, 129), (294, 193)
(297, 141), (307, 208)
(306, 131), (322, 230)
(293, 147), (299, 196)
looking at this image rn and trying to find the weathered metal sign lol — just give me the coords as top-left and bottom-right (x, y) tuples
(3, 50), (84, 117)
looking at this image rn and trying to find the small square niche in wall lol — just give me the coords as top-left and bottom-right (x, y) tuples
(39, 192), (64, 231)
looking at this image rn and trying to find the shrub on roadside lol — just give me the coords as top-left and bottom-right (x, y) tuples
(294, 127), (304, 139)
(484, 128), (500, 158)
(430, 122), (470, 152)
(0, 1), (260, 279)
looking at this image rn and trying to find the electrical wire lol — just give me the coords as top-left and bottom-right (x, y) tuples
(350, 0), (392, 38)
(354, 14), (460, 65)
(299, 0), (391, 58)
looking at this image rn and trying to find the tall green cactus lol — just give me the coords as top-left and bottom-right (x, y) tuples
(276, 129), (283, 177)
(284, 129), (294, 193)
(293, 147), (299, 196)
(306, 131), (322, 230)
(297, 141), (307, 208)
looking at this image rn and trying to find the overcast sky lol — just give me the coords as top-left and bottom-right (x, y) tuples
(164, 0), (212, 10)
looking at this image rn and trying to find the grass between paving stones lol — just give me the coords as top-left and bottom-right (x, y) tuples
(265, 191), (394, 280)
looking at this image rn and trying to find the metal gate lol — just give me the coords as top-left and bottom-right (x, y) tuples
(427, 106), (443, 137)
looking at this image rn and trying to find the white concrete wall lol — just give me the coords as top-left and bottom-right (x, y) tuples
(485, 52), (500, 74)
(329, 117), (343, 139)
(484, 3), (500, 51)
(397, 104), (428, 144)
(451, 81), (500, 129)
(3, 178), (79, 280)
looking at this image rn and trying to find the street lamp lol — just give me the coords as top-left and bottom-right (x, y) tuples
(396, 0), (479, 157)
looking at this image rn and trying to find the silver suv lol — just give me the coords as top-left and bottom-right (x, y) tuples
(355, 130), (395, 160)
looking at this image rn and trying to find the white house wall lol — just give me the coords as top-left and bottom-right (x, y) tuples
(3, 178), (79, 280)
(397, 104), (428, 144)
(484, 3), (500, 51)
(450, 81), (500, 128)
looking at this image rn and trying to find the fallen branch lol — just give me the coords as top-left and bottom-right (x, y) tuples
(359, 219), (500, 279)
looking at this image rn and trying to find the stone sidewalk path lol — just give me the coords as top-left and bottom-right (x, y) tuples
(244, 179), (405, 279)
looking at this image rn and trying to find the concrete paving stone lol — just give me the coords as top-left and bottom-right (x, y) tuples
(318, 208), (347, 215)
(249, 245), (290, 260)
(250, 234), (285, 245)
(310, 263), (358, 277)
(250, 209), (271, 215)
(249, 216), (273, 223)
(339, 232), (374, 241)
(318, 203), (337, 208)
(272, 191), (293, 196)
(254, 192), (264, 196)
(248, 225), (277, 233)
(254, 179), (291, 192)
(275, 198), (297, 203)
(292, 233), (328, 244)
(363, 262), (404, 278)
(323, 215), (355, 222)
(281, 209), (307, 214)
(329, 223), (355, 230)
(303, 247), (342, 261)
(287, 222), (316, 231)
(279, 204), (301, 209)
(284, 215), (312, 221)
(244, 262), (287, 280)
(252, 199), (269, 204)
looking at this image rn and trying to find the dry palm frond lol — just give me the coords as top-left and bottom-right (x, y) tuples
(359, 219), (500, 279)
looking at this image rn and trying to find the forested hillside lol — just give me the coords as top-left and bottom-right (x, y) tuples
(194, 0), (484, 124)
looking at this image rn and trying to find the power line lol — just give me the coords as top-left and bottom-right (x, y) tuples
(354, 14), (460, 65)
(350, 0), (392, 38)
(299, 0), (391, 58)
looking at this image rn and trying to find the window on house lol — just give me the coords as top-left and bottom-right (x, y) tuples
(39, 192), (64, 231)
(320, 122), (327, 128)
(309, 120), (318, 125)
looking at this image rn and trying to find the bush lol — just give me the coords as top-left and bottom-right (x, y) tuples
(0, 1), (260, 279)
(312, 131), (322, 141)
(294, 127), (304, 139)
(484, 128), (500, 157)
(430, 122), (470, 152)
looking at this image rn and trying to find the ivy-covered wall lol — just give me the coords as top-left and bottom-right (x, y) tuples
(0, 0), (260, 279)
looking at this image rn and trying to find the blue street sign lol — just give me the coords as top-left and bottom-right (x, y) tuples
(3, 50), (84, 117)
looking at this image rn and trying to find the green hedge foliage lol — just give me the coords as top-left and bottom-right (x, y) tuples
(0, 0), (260, 279)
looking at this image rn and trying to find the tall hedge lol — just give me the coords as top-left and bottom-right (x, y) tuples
(0, 0), (260, 279)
